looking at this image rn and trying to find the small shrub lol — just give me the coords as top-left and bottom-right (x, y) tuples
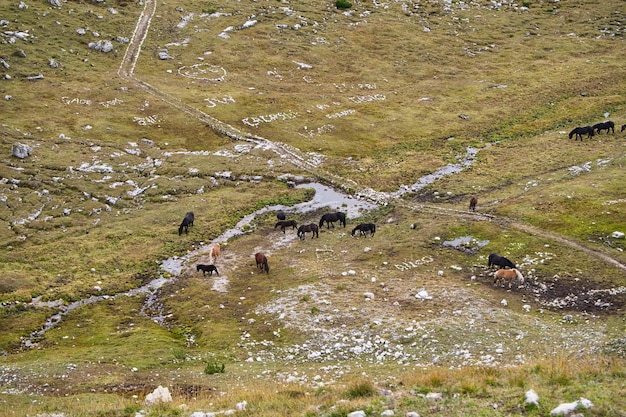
(336, 0), (352, 10)
(204, 360), (225, 375)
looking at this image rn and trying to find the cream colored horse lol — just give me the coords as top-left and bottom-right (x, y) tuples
(493, 268), (524, 288)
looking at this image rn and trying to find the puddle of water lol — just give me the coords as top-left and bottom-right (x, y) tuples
(441, 235), (489, 254)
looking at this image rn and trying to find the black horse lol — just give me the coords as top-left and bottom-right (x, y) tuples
(351, 223), (376, 237)
(319, 212), (346, 229)
(276, 210), (286, 221)
(592, 121), (614, 135)
(569, 126), (594, 141)
(297, 223), (319, 240)
(179, 211), (194, 235)
(275, 220), (298, 233)
(622, 124), (626, 132)
(196, 264), (219, 276)
(488, 253), (516, 269)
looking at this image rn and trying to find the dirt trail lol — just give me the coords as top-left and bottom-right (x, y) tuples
(117, 1), (626, 273)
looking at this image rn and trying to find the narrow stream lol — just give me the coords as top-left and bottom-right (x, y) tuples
(21, 146), (480, 347)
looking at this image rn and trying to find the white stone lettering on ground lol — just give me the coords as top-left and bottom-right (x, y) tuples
(133, 115), (160, 126)
(61, 97), (91, 106)
(348, 94), (386, 104)
(395, 256), (434, 271)
(204, 95), (235, 108)
(178, 63), (227, 81)
(242, 111), (298, 128)
(299, 124), (335, 138)
(99, 98), (123, 108)
(326, 109), (355, 119)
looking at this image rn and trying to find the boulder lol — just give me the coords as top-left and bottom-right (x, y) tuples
(145, 385), (172, 406)
(12, 143), (32, 159)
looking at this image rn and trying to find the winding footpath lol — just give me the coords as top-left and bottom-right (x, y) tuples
(116, 0), (626, 272)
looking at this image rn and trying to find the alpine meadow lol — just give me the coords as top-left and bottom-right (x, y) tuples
(1, 1), (625, 416)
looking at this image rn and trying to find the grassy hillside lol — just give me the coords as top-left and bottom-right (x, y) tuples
(1, 0), (625, 416)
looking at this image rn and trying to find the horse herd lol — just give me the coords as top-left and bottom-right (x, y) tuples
(568, 120), (625, 141)
(179, 209), (376, 277)
(179, 208), (524, 291)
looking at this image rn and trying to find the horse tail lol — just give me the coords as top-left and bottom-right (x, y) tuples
(264, 259), (269, 274)
(371, 224), (376, 235)
(339, 212), (346, 227)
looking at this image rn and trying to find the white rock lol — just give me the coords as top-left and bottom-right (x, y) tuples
(550, 398), (593, 415)
(145, 385), (172, 406)
(348, 411), (366, 417)
(405, 413), (420, 417)
(425, 392), (442, 400)
(525, 389), (539, 406)
(612, 231), (624, 239)
(364, 292), (375, 299)
(501, 299), (508, 307)
(381, 410), (395, 416)
(236, 400), (247, 411)
(415, 290), (431, 300)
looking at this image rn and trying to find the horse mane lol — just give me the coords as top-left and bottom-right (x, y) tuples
(513, 268), (525, 284)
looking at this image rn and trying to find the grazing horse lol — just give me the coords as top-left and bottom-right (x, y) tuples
(469, 196), (478, 212)
(592, 121), (614, 134)
(568, 126), (594, 141)
(297, 223), (319, 240)
(488, 253), (516, 269)
(621, 124), (626, 132)
(255, 252), (270, 274)
(208, 243), (220, 264)
(276, 210), (286, 221)
(275, 220), (298, 233)
(319, 212), (346, 229)
(196, 264), (219, 276)
(351, 223), (376, 237)
(179, 211), (194, 235)
(493, 268), (524, 288)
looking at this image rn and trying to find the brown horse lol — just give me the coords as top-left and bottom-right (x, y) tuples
(493, 268), (524, 288)
(469, 196), (477, 211)
(209, 243), (220, 264)
(275, 220), (297, 233)
(255, 252), (270, 274)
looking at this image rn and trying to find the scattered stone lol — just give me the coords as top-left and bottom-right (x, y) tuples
(49, 0), (62, 7)
(88, 40), (113, 53)
(12, 143), (32, 159)
(550, 398), (593, 416)
(612, 231), (624, 239)
(49, 58), (59, 68)
(145, 385), (172, 406)
(159, 50), (173, 60)
(405, 413), (420, 417)
(525, 389), (539, 406)
(348, 411), (366, 417)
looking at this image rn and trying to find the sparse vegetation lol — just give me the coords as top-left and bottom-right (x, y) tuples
(1, 0), (625, 416)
